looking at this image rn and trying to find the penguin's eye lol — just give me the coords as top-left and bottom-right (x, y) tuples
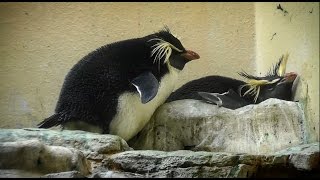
(276, 78), (287, 85)
(280, 78), (286, 83)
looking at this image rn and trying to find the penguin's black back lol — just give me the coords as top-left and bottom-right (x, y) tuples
(40, 36), (170, 132)
(165, 75), (251, 103)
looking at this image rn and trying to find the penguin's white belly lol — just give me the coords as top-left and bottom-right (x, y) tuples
(110, 72), (179, 141)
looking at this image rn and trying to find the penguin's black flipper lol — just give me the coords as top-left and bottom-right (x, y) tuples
(131, 71), (159, 104)
(37, 113), (61, 128)
(198, 89), (250, 110)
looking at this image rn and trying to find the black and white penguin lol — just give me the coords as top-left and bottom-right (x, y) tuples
(37, 27), (200, 141)
(166, 53), (298, 109)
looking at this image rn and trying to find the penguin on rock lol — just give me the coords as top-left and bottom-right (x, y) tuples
(166, 53), (297, 110)
(37, 27), (200, 141)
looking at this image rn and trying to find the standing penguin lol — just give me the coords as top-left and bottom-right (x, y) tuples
(166, 53), (297, 109)
(37, 27), (200, 141)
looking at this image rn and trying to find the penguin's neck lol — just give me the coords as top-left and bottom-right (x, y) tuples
(110, 64), (180, 141)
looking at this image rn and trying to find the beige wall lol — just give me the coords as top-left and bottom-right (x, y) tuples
(0, 2), (256, 128)
(255, 2), (319, 142)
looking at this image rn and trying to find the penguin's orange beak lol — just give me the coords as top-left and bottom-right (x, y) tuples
(181, 50), (200, 61)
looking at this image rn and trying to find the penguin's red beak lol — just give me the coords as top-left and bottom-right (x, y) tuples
(283, 72), (297, 83)
(181, 50), (200, 61)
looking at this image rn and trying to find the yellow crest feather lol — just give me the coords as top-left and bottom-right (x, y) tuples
(277, 53), (289, 76)
(148, 38), (183, 70)
(240, 79), (280, 103)
(239, 53), (289, 103)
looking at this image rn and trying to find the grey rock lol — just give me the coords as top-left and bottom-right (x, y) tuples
(0, 169), (43, 178)
(91, 171), (145, 178)
(102, 150), (244, 178)
(102, 143), (319, 178)
(129, 98), (307, 154)
(41, 171), (86, 178)
(274, 142), (320, 171)
(0, 129), (318, 178)
(0, 139), (90, 176)
(0, 129), (133, 178)
(88, 166), (145, 178)
(0, 128), (132, 157)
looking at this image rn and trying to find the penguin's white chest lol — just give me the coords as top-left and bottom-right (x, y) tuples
(109, 71), (179, 141)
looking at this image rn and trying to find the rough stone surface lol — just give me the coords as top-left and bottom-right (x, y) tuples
(0, 170), (86, 178)
(0, 128), (133, 176)
(274, 142), (320, 171)
(129, 98), (307, 154)
(0, 139), (90, 176)
(0, 128), (132, 157)
(0, 169), (43, 178)
(102, 143), (320, 178)
(0, 128), (318, 178)
(41, 171), (86, 178)
(90, 170), (145, 178)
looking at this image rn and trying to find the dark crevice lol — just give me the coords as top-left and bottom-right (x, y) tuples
(256, 166), (320, 178)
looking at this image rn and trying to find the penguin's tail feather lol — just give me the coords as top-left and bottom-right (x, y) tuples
(37, 113), (62, 128)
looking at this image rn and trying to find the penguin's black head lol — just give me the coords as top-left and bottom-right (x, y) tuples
(256, 71), (297, 103)
(238, 53), (298, 103)
(147, 26), (200, 70)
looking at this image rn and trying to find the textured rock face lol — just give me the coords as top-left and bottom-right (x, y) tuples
(41, 171), (87, 178)
(103, 143), (319, 178)
(0, 129), (319, 178)
(0, 169), (43, 178)
(0, 140), (90, 175)
(0, 128), (132, 156)
(129, 98), (307, 154)
(274, 143), (320, 171)
(0, 128), (132, 177)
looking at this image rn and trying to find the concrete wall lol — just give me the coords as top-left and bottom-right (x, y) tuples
(0, 2), (256, 128)
(255, 2), (319, 142)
